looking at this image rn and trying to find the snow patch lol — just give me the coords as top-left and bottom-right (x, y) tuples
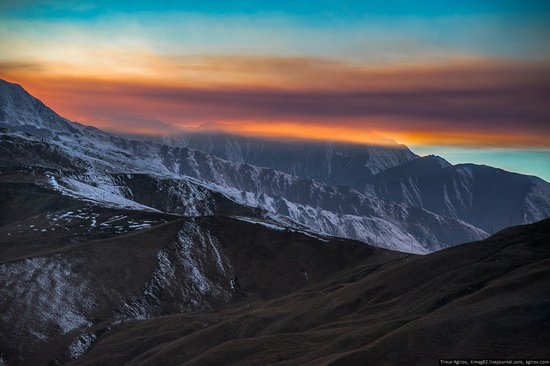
(120, 222), (233, 320)
(232, 216), (286, 231)
(0, 256), (94, 349)
(68, 332), (97, 359)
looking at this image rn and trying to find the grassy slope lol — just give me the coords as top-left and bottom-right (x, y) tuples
(67, 220), (550, 366)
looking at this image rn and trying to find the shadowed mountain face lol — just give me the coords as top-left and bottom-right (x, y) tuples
(361, 155), (550, 233)
(158, 145), (487, 252)
(130, 131), (418, 186)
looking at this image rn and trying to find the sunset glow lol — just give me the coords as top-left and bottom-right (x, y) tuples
(1, 1), (549, 179)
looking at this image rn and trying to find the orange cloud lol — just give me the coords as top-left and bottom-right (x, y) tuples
(2, 56), (549, 148)
(385, 129), (550, 148)
(188, 121), (398, 146)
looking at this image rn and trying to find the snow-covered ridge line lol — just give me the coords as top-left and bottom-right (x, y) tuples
(1, 80), (491, 253)
(46, 173), (159, 212)
(127, 129), (418, 184)
(1, 124), (485, 253)
(231, 216), (331, 243)
(231, 216), (286, 231)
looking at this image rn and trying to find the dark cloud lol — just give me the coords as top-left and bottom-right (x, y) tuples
(81, 115), (183, 135)
(9, 59), (550, 147)
(119, 83), (550, 135)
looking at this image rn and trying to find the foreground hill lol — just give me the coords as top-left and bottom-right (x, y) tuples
(0, 180), (389, 365)
(5, 218), (546, 365)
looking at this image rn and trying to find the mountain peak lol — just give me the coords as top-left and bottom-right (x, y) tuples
(364, 154), (451, 184)
(0, 78), (24, 91)
(421, 154), (452, 168)
(0, 79), (79, 136)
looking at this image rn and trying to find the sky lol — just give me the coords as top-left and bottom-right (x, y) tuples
(0, 0), (549, 180)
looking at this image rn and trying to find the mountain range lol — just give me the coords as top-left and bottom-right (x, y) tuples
(128, 130), (418, 186)
(1, 176), (548, 364)
(126, 116), (550, 236)
(2, 79), (549, 250)
(1, 78), (549, 365)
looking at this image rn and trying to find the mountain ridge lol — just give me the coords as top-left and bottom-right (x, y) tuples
(0, 79), (490, 253)
(128, 130), (419, 186)
(361, 155), (550, 233)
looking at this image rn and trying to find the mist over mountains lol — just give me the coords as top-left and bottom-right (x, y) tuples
(127, 130), (418, 186)
(0, 79), (499, 253)
(1, 78), (549, 365)
(125, 107), (550, 236)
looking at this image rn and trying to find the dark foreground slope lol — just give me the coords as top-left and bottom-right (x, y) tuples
(54, 219), (550, 365)
(0, 180), (391, 365)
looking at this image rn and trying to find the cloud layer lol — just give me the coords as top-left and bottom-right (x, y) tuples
(3, 57), (549, 148)
(0, 2), (549, 157)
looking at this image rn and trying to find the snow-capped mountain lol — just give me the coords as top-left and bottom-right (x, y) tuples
(0, 81), (76, 135)
(130, 131), (418, 186)
(0, 126), (485, 253)
(360, 155), (550, 233)
(156, 145), (486, 252)
(0, 78), (489, 253)
(126, 127), (550, 237)
(3, 78), (532, 253)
